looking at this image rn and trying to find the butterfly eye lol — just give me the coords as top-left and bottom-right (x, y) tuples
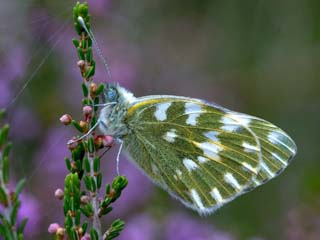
(107, 88), (117, 101)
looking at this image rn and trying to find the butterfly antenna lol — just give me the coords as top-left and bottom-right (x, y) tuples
(77, 16), (113, 82)
(68, 119), (100, 145)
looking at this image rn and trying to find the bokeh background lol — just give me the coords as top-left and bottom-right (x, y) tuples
(0, 0), (319, 239)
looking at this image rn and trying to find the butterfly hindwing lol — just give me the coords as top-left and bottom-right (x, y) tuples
(122, 96), (297, 214)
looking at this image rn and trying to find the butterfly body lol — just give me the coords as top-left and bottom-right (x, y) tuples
(98, 83), (297, 215)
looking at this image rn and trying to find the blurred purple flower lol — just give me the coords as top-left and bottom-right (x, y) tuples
(10, 107), (41, 140)
(18, 192), (41, 237)
(0, 81), (12, 107)
(108, 156), (154, 215)
(0, 46), (26, 108)
(165, 213), (234, 240)
(87, 0), (112, 15)
(286, 208), (320, 240)
(118, 214), (156, 240)
(34, 126), (70, 176)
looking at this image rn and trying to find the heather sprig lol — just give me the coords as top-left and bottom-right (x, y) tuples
(0, 109), (28, 240)
(49, 2), (127, 240)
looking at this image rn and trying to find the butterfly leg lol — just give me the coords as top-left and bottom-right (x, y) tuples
(116, 139), (124, 175)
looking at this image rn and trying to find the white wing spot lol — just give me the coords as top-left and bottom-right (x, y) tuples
(241, 162), (257, 174)
(154, 102), (172, 121)
(163, 129), (177, 143)
(242, 142), (260, 152)
(204, 131), (220, 142)
(254, 179), (261, 186)
(195, 142), (222, 161)
(151, 164), (159, 174)
(185, 102), (202, 126)
(176, 169), (182, 176)
(210, 187), (224, 204)
(231, 113), (252, 126)
(183, 158), (198, 172)
(271, 152), (287, 166)
(224, 172), (242, 190)
(190, 189), (205, 210)
(220, 115), (240, 132)
(268, 131), (296, 154)
(220, 113), (252, 132)
(260, 161), (275, 178)
(197, 156), (209, 163)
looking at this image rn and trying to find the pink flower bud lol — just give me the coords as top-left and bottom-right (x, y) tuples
(56, 227), (65, 236)
(77, 60), (86, 68)
(95, 135), (114, 148)
(67, 138), (79, 150)
(48, 223), (60, 234)
(81, 233), (91, 240)
(80, 195), (90, 204)
(83, 105), (93, 115)
(54, 188), (64, 200)
(90, 83), (97, 93)
(59, 114), (72, 125)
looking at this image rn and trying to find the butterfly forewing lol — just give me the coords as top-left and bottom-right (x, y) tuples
(123, 96), (296, 214)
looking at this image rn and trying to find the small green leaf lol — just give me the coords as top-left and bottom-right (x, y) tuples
(15, 178), (26, 196)
(71, 228), (78, 240)
(82, 83), (89, 97)
(75, 210), (81, 225)
(86, 47), (92, 63)
(0, 109), (6, 119)
(2, 142), (12, 158)
(0, 187), (7, 205)
(85, 66), (95, 79)
(10, 201), (20, 225)
(90, 228), (99, 240)
(84, 158), (90, 173)
(82, 222), (88, 234)
(96, 173), (102, 189)
(95, 84), (105, 96)
(72, 38), (80, 48)
(90, 177), (96, 192)
(105, 184), (110, 195)
(93, 157), (100, 172)
(71, 120), (84, 133)
(77, 47), (85, 60)
(0, 124), (9, 146)
(83, 176), (91, 190)
(2, 156), (9, 184)
(17, 218), (28, 234)
(99, 206), (112, 216)
(88, 138), (94, 153)
(65, 158), (72, 171)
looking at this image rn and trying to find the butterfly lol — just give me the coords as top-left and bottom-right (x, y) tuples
(97, 83), (297, 215)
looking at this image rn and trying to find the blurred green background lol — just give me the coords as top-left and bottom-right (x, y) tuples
(0, 0), (319, 239)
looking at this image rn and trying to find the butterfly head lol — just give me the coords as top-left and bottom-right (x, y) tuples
(98, 83), (136, 137)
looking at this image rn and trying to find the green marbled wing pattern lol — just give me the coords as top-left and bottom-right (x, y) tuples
(122, 96), (297, 214)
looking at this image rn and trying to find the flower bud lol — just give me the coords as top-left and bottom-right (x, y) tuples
(83, 105), (93, 115)
(79, 120), (87, 129)
(67, 138), (79, 150)
(48, 223), (60, 234)
(80, 195), (90, 204)
(60, 114), (72, 125)
(54, 188), (64, 200)
(81, 233), (91, 240)
(77, 60), (86, 68)
(90, 83), (97, 94)
(95, 135), (114, 149)
(56, 227), (65, 236)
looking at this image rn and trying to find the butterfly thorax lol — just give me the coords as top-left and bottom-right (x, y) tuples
(98, 84), (136, 138)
